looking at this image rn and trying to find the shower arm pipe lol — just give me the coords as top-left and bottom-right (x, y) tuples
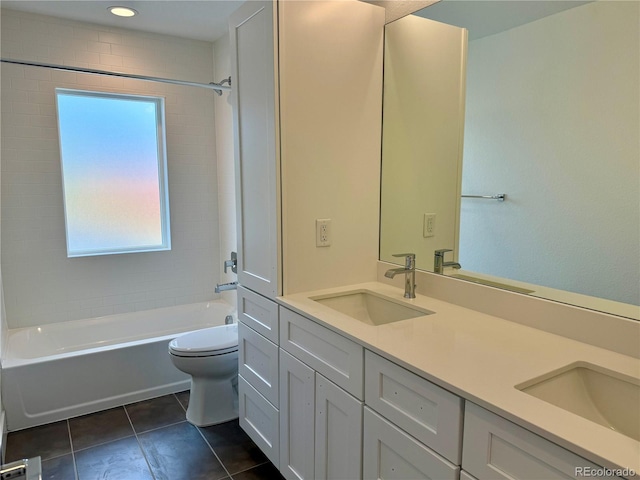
(1, 57), (232, 94)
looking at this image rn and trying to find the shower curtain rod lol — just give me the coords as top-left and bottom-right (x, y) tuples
(1, 58), (231, 95)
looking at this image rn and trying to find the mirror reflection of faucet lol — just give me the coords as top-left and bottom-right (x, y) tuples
(384, 253), (417, 298)
(434, 249), (461, 274)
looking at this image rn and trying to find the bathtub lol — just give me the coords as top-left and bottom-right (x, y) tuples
(2, 300), (235, 431)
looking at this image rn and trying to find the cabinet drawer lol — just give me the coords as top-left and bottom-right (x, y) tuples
(365, 350), (463, 464)
(238, 375), (279, 468)
(463, 402), (606, 480)
(363, 407), (460, 480)
(280, 307), (363, 399)
(238, 286), (279, 343)
(239, 322), (279, 406)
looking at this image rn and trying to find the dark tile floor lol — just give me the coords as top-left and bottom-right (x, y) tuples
(5, 391), (284, 480)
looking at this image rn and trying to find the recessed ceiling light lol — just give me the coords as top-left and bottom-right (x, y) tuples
(108, 6), (137, 17)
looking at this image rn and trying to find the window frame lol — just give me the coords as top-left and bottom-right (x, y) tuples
(55, 88), (171, 258)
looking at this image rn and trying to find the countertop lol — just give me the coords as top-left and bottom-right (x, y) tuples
(277, 282), (640, 473)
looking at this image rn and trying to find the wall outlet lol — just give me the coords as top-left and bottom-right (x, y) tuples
(316, 219), (331, 247)
(423, 213), (436, 238)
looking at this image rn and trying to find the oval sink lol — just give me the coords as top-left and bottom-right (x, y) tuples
(310, 289), (433, 326)
(516, 362), (640, 441)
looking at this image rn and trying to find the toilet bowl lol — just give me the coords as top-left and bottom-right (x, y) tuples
(168, 323), (239, 427)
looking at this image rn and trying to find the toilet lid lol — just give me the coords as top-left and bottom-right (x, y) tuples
(169, 323), (238, 356)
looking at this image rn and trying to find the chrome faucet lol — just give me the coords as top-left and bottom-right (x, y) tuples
(384, 253), (416, 298)
(434, 249), (461, 274)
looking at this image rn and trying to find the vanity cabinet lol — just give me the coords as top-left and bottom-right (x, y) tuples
(237, 286), (280, 467)
(462, 402), (608, 480)
(279, 308), (364, 480)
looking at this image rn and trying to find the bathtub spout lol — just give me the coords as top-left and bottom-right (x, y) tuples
(215, 281), (238, 293)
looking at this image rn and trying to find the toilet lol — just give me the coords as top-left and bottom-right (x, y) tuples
(168, 323), (239, 427)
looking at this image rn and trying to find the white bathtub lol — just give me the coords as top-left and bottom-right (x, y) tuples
(2, 300), (235, 431)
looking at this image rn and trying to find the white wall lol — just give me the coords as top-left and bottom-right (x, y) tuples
(213, 34), (237, 306)
(279, 0), (384, 294)
(459, 1), (639, 305)
(1, 9), (223, 328)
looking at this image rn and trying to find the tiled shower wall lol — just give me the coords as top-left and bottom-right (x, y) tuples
(0, 9), (223, 328)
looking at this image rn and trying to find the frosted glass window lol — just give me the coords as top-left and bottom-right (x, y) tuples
(56, 89), (171, 257)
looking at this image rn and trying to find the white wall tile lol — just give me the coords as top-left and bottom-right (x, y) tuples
(1, 8), (223, 328)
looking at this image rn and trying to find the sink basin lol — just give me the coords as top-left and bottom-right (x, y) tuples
(517, 362), (640, 441)
(310, 289), (433, 326)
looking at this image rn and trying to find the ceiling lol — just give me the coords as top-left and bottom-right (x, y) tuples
(414, 1), (592, 41)
(1, 1), (592, 44)
(0, 1), (245, 42)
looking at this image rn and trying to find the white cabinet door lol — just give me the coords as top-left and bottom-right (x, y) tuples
(315, 374), (363, 480)
(279, 349), (315, 480)
(229, 0), (281, 299)
(363, 407), (460, 480)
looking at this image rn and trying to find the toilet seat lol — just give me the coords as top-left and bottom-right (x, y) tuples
(169, 324), (238, 357)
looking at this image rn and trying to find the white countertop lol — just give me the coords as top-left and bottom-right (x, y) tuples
(277, 282), (640, 473)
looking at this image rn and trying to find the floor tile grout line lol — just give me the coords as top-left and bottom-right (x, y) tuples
(194, 423), (233, 479)
(7, 393), (271, 480)
(129, 418), (189, 436)
(65, 419), (80, 480)
(69, 433), (138, 454)
(123, 405), (157, 480)
(230, 460), (271, 477)
(172, 393), (260, 479)
(173, 392), (188, 413)
(172, 392), (233, 479)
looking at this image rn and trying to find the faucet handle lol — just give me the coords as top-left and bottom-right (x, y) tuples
(434, 249), (453, 257)
(224, 251), (237, 274)
(392, 253), (415, 258)
(392, 252), (415, 268)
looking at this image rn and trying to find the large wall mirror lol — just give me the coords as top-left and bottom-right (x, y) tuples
(379, 0), (639, 320)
